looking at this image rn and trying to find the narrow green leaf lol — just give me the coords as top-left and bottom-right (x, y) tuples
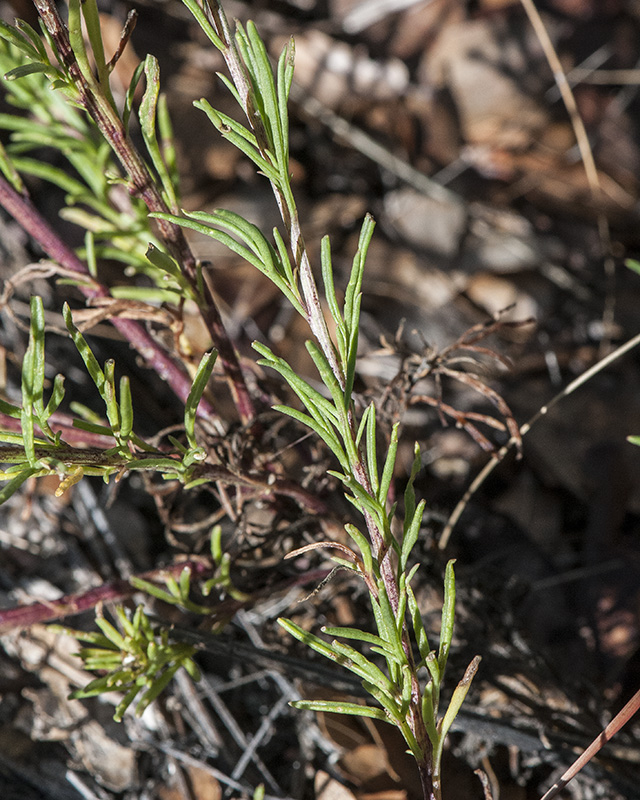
(110, 285), (182, 305)
(355, 402), (371, 450)
(125, 457), (183, 473)
(365, 402), (378, 495)
(272, 405), (348, 471)
(158, 93), (179, 195)
(119, 377), (133, 439)
(276, 37), (295, 165)
(84, 230), (98, 279)
(20, 297), (41, 464)
(290, 699), (388, 722)
(399, 663), (413, 716)
(71, 675), (116, 700)
(360, 679), (405, 725)
(4, 62), (50, 81)
(400, 499), (425, 574)
(332, 472), (385, 526)
(80, 0), (111, 96)
(114, 685), (140, 722)
(0, 466), (39, 504)
(344, 523), (374, 578)
(71, 419), (115, 437)
(374, 584), (404, 656)
(396, 573), (408, 634)
(378, 423), (399, 506)
(103, 359), (121, 434)
(139, 55), (178, 210)
(272, 227), (305, 313)
(178, 566), (191, 601)
(0, 19), (42, 57)
(322, 626), (389, 651)
(305, 340), (346, 413)
(236, 22), (274, 148)
(14, 20), (48, 60)
(115, 606), (136, 638)
(130, 576), (180, 606)
(184, 350), (217, 449)
(10, 155), (87, 196)
(330, 639), (397, 697)
(63, 304), (105, 396)
(95, 615), (126, 650)
(152, 212), (262, 271)
(144, 244), (184, 282)
(438, 559), (456, 675)
(247, 21), (282, 163)
(123, 60), (145, 130)
(344, 214), (375, 335)
(320, 234), (344, 336)
(404, 442), (421, 527)
(43, 374), (65, 422)
(406, 582), (431, 665)
(0, 396), (21, 419)
(425, 650), (440, 688)
(183, 657), (201, 682)
(136, 662), (183, 715)
(29, 295), (46, 420)
(278, 617), (348, 664)
(190, 208), (274, 266)
(421, 683), (439, 746)
(438, 656), (481, 743)
(253, 342), (341, 424)
(0, 139), (24, 194)
(67, 0), (96, 87)
(53, 627), (114, 648)
(215, 72), (242, 107)
(179, 0), (225, 50)
(194, 99), (279, 180)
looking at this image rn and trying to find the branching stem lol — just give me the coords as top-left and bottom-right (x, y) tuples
(0, 172), (210, 415)
(32, 0), (255, 423)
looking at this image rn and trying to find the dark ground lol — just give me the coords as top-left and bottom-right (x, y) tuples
(1, 1), (640, 799)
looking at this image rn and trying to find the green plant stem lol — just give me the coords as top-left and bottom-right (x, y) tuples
(0, 445), (162, 467)
(207, 1), (343, 386)
(203, 4), (435, 791)
(0, 441), (326, 514)
(32, 0), (255, 424)
(0, 173), (324, 512)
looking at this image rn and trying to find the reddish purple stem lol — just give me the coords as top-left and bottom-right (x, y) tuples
(0, 559), (213, 633)
(0, 173), (213, 416)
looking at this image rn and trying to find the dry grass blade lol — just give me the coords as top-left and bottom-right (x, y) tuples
(519, 0), (616, 348)
(539, 687), (640, 800)
(518, 0), (598, 190)
(440, 329), (640, 548)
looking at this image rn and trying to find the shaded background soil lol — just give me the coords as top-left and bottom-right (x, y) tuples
(1, 1), (640, 798)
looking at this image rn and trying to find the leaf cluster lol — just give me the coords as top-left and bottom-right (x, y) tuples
(0, 297), (216, 500)
(0, 4), (480, 790)
(57, 604), (200, 721)
(0, 4), (187, 302)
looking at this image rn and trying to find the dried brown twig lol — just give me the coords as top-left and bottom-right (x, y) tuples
(540, 686), (640, 800)
(379, 314), (530, 456)
(440, 328), (640, 549)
